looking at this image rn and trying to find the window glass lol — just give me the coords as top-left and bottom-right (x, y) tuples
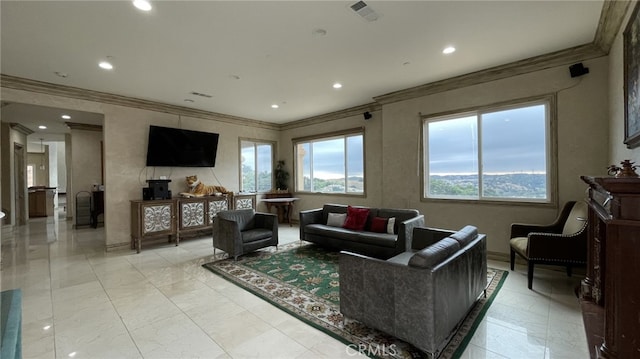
(424, 99), (551, 203)
(295, 132), (364, 194)
(481, 105), (547, 199)
(240, 140), (273, 192)
(427, 115), (479, 198)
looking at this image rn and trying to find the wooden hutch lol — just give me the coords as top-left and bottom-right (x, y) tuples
(580, 176), (640, 358)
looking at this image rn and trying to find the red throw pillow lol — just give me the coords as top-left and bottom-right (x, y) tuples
(370, 217), (388, 233)
(343, 206), (370, 230)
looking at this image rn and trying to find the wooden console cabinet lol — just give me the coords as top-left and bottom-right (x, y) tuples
(232, 193), (256, 210)
(130, 195), (229, 253)
(580, 176), (640, 358)
(130, 199), (176, 253)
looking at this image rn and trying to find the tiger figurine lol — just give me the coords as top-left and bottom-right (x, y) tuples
(180, 175), (229, 197)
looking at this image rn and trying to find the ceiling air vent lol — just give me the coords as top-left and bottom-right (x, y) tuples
(189, 91), (212, 98)
(350, 1), (379, 22)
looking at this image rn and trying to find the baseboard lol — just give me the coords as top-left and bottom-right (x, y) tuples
(105, 242), (131, 252)
(487, 251), (510, 263)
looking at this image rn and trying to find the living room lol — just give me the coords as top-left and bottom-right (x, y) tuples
(1, 1), (639, 358)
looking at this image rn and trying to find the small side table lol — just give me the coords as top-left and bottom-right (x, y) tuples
(261, 198), (299, 226)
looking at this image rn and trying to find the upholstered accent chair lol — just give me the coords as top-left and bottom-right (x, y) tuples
(212, 209), (278, 260)
(510, 201), (588, 289)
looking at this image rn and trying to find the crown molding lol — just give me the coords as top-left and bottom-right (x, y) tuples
(0, 74), (280, 131)
(279, 102), (382, 131)
(9, 123), (34, 135)
(374, 43), (606, 105)
(593, 0), (632, 53)
(0, 2), (630, 125)
(373, 1), (629, 106)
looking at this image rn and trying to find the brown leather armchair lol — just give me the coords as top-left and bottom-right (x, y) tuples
(509, 201), (588, 289)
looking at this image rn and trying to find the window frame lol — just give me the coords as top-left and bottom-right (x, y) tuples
(238, 138), (276, 194)
(292, 127), (366, 196)
(421, 94), (557, 206)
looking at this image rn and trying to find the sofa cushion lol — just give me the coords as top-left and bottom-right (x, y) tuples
(305, 224), (396, 248)
(321, 204), (349, 224)
(327, 213), (347, 227)
(510, 237), (528, 258)
(356, 231), (397, 248)
(387, 218), (395, 234)
(241, 228), (273, 243)
(449, 225), (478, 247)
(370, 217), (388, 233)
(343, 206), (370, 230)
(408, 237), (460, 269)
(305, 224), (361, 241)
(377, 208), (419, 234)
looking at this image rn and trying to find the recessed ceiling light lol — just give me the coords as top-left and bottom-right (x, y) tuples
(61, 114), (71, 119)
(98, 61), (113, 70)
(39, 125), (47, 129)
(271, 104), (279, 109)
(184, 99), (194, 103)
(443, 46), (456, 54)
(333, 83), (343, 89)
(133, 0), (152, 11)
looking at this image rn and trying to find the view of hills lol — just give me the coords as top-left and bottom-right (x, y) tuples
(244, 170), (545, 198)
(429, 173), (547, 198)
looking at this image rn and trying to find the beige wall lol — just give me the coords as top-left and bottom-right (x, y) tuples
(2, 12), (632, 256)
(378, 58), (609, 255)
(279, 58), (610, 256)
(609, 5), (640, 165)
(68, 128), (103, 222)
(278, 109), (384, 214)
(0, 89), (281, 250)
(103, 106), (280, 249)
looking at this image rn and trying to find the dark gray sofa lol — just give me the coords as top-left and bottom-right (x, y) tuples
(299, 204), (424, 259)
(339, 225), (487, 357)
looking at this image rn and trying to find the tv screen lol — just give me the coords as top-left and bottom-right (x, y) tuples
(146, 125), (219, 167)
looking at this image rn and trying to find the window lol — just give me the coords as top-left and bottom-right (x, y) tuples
(423, 97), (554, 203)
(27, 164), (35, 187)
(240, 139), (274, 193)
(294, 128), (364, 194)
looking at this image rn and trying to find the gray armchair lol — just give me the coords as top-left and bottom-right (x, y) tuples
(212, 209), (278, 260)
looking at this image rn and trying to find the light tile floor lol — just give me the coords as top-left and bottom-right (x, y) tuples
(1, 212), (588, 359)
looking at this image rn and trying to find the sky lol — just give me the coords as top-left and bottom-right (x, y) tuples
(301, 135), (364, 180)
(428, 104), (547, 175)
(245, 103), (546, 180)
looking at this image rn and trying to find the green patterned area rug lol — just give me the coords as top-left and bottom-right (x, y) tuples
(203, 243), (507, 359)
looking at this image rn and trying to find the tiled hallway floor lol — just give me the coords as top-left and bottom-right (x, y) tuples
(1, 213), (588, 358)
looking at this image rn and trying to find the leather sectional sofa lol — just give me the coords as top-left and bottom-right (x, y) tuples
(339, 225), (487, 357)
(299, 203), (424, 259)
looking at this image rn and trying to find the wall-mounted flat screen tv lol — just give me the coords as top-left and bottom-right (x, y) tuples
(146, 125), (219, 167)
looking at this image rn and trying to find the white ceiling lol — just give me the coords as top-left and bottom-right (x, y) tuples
(1, 0), (605, 133)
